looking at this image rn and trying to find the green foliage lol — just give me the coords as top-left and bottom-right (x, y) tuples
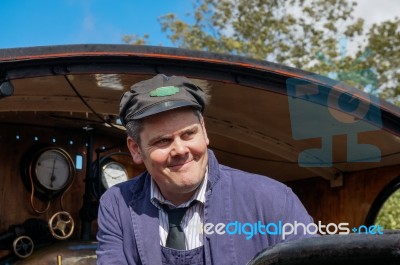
(124, 0), (400, 105)
(155, 0), (362, 67)
(122, 34), (149, 45)
(366, 19), (400, 104)
(375, 189), (400, 230)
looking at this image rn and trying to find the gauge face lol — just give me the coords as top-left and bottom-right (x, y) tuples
(101, 161), (128, 189)
(35, 149), (72, 191)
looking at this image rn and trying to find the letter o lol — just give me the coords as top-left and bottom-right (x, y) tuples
(326, 223), (338, 235)
(306, 223), (318, 234)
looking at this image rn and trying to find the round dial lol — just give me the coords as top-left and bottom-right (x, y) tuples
(35, 149), (72, 191)
(21, 145), (75, 201)
(101, 161), (128, 189)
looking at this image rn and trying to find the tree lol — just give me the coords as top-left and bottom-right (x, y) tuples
(124, 0), (400, 105)
(375, 189), (400, 230)
(365, 19), (400, 103)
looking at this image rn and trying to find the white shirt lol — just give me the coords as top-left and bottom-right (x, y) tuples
(150, 171), (207, 250)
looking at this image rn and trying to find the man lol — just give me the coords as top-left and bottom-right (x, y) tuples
(97, 74), (315, 265)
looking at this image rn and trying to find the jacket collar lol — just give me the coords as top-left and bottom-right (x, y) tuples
(206, 149), (221, 192)
(129, 172), (163, 264)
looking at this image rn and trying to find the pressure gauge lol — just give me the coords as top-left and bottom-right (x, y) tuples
(34, 149), (73, 191)
(101, 161), (128, 189)
(21, 145), (75, 200)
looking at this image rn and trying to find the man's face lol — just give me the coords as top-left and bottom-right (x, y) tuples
(127, 108), (209, 205)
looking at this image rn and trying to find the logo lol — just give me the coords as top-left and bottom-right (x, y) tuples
(150, 86), (180, 97)
(287, 37), (382, 167)
(200, 221), (383, 240)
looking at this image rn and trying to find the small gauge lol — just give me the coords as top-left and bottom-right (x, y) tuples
(35, 149), (73, 191)
(101, 161), (128, 189)
(21, 145), (75, 200)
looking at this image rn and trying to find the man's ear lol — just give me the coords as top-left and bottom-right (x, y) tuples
(127, 137), (144, 164)
(200, 117), (210, 146)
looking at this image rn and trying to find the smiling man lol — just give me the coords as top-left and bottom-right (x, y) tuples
(129, 107), (209, 206)
(96, 74), (316, 265)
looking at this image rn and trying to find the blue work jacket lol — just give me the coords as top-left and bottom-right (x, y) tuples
(97, 150), (315, 264)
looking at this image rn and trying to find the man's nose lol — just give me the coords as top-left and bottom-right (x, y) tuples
(170, 138), (188, 156)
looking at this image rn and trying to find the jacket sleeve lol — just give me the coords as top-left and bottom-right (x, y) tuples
(279, 186), (318, 242)
(96, 191), (130, 265)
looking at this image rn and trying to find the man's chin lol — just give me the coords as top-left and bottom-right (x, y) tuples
(173, 186), (200, 199)
(173, 178), (203, 192)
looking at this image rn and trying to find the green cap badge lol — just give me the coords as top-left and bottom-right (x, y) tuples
(150, 86), (180, 97)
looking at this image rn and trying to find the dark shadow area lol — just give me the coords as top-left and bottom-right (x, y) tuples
(248, 231), (400, 265)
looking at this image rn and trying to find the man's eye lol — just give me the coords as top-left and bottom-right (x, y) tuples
(156, 139), (170, 145)
(183, 131), (195, 138)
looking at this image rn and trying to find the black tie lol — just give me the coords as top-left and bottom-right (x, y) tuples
(162, 201), (196, 250)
